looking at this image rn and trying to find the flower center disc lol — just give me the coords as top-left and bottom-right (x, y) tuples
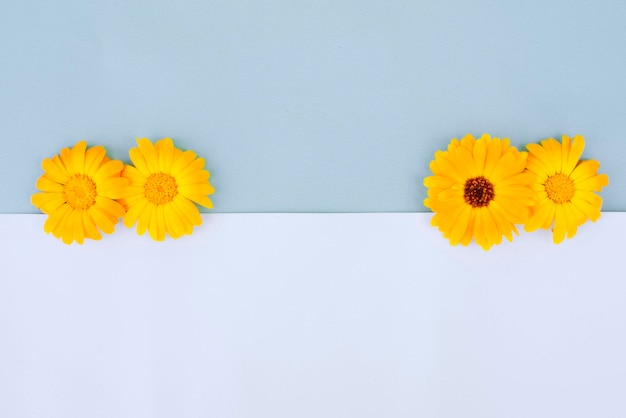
(145, 173), (178, 204)
(64, 174), (97, 210)
(545, 173), (575, 204)
(464, 176), (494, 208)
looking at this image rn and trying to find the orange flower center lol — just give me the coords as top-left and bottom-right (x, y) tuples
(63, 174), (97, 210)
(464, 176), (494, 208)
(145, 173), (178, 204)
(545, 173), (575, 204)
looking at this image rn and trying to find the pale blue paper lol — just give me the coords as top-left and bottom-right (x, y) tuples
(1, 0), (625, 213)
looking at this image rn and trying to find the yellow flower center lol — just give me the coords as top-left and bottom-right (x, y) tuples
(63, 174), (97, 210)
(545, 173), (575, 204)
(464, 176), (494, 208)
(145, 173), (178, 204)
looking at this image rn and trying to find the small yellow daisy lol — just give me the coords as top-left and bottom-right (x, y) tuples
(424, 134), (535, 250)
(524, 134), (609, 243)
(119, 138), (215, 241)
(31, 141), (128, 244)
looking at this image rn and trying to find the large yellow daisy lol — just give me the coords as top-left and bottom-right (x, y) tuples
(31, 141), (128, 244)
(524, 134), (608, 243)
(424, 134), (535, 250)
(119, 138), (215, 241)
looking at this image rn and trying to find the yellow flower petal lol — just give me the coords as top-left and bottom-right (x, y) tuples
(447, 204), (471, 246)
(178, 183), (215, 196)
(84, 145), (107, 177)
(61, 210), (78, 244)
(129, 146), (151, 177)
(93, 160), (124, 183)
(83, 210), (102, 240)
(574, 174), (609, 192)
(147, 204), (166, 241)
(564, 134), (585, 175)
(527, 143), (556, 176)
(173, 195), (203, 227)
(72, 209), (85, 245)
(560, 134), (571, 175)
(482, 138), (503, 178)
(429, 152), (465, 184)
(570, 196), (601, 222)
(121, 165), (147, 186)
(491, 195), (529, 223)
(177, 169), (211, 186)
(88, 205), (116, 235)
(454, 146), (479, 178)
(124, 197), (150, 228)
(170, 199), (194, 235)
(136, 202), (155, 236)
(156, 138), (175, 173)
(31, 192), (64, 213)
(41, 158), (67, 184)
(523, 135), (607, 243)
(136, 138), (160, 173)
(542, 138), (563, 174)
(121, 138), (214, 240)
(164, 204), (184, 239)
(60, 146), (76, 176)
(424, 134), (533, 250)
(36, 176), (64, 193)
(562, 203), (579, 240)
(473, 209), (489, 250)
(460, 210), (477, 246)
(170, 150), (198, 176)
(98, 177), (130, 200)
(95, 196), (125, 219)
(177, 157), (207, 178)
(460, 134), (475, 152)
(552, 204), (567, 244)
(489, 204), (514, 242)
(487, 151), (517, 183)
(481, 208), (502, 247)
(570, 160), (601, 182)
(566, 201), (588, 226)
(70, 141), (87, 174)
(44, 204), (71, 235)
(32, 141), (127, 243)
(524, 199), (555, 232)
(472, 134), (488, 173)
(424, 175), (456, 190)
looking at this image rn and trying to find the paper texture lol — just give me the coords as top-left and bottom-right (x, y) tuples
(1, 213), (625, 417)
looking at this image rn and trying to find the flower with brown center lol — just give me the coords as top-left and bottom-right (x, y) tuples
(424, 134), (535, 250)
(463, 176), (494, 207)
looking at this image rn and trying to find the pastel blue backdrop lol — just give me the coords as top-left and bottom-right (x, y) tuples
(2, 0), (625, 213)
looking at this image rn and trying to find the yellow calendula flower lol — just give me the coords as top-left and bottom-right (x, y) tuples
(524, 134), (608, 244)
(424, 134), (535, 250)
(31, 141), (128, 244)
(119, 138), (215, 241)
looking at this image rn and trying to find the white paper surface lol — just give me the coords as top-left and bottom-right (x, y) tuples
(1, 213), (625, 417)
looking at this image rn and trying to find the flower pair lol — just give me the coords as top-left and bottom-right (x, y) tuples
(31, 138), (215, 244)
(424, 134), (609, 250)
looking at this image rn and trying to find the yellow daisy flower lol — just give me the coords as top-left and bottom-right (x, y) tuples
(31, 141), (128, 244)
(424, 134), (535, 250)
(120, 137), (215, 241)
(524, 134), (609, 244)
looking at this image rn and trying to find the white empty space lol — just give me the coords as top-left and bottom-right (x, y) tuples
(1, 213), (625, 417)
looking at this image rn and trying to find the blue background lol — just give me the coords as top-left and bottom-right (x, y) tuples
(2, 0), (625, 213)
